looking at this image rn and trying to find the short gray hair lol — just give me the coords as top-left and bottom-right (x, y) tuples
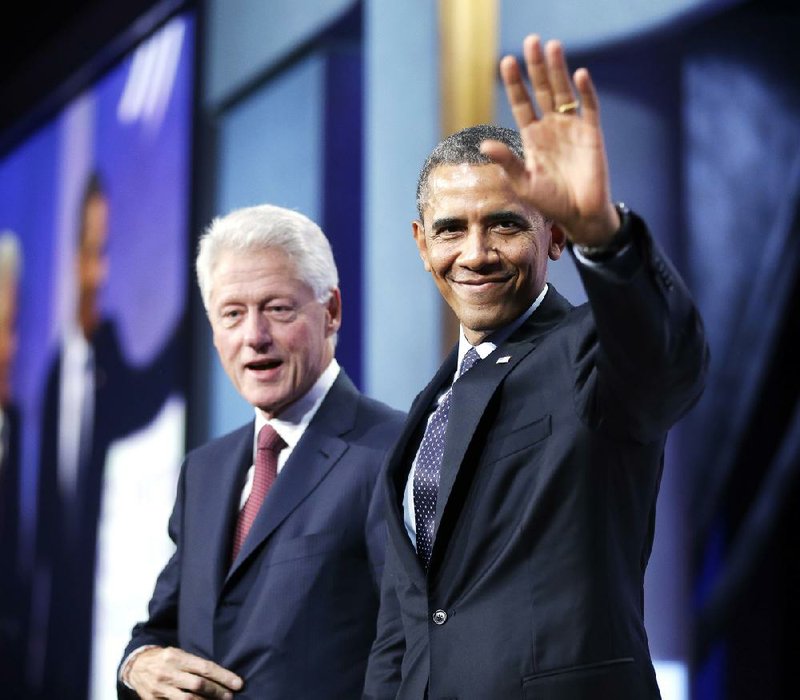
(196, 204), (338, 311)
(416, 124), (523, 219)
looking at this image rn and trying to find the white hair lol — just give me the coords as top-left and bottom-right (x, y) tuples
(195, 204), (338, 311)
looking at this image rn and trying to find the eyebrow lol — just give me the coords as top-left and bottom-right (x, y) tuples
(483, 210), (530, 227)
(430, 216), (465, 231)
(430, 210), (530, 230)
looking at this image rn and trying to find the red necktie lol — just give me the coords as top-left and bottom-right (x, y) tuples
(231, 424), (285, 562)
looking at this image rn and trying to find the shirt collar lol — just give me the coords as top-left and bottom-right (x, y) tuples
(253, 358), (340, 455)
(456, 283), (549, 376)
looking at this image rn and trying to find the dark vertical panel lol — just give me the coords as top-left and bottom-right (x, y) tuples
(322, 31), (363, 388)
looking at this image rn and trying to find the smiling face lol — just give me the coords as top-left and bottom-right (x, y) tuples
(414, 163), (565, 344)
(209, 247), (341, 419)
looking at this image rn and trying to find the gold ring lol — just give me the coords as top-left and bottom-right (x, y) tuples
(557, 100), (580, 114)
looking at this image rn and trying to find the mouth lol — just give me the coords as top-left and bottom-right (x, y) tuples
(451, 275), (512, 292)
(245, 358), (283, 377)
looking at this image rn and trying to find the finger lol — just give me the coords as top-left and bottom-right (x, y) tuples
(179, 653), (243, 692)
(573, 67), (601, 127)
(544, 40), (577, 112)
(523, 34), (554, 114)
(127, 649), (233, 700)
(174, 669), (238, 699)
(499, 55), (537, 128)
(157, 685), (197, 700)
(479, 140), (528, 183)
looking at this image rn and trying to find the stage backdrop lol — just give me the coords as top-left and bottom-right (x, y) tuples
(0, 12), (193, 699)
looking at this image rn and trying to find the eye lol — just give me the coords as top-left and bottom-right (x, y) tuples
(492, 219), (522, 234)
(265, 304), (297, 323)
(434, 224), (464, 239)
(219, 307), (243, 328)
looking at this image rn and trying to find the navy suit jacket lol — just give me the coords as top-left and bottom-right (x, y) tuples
(121, 371), (405, 699)
(365, 215), (708, 700)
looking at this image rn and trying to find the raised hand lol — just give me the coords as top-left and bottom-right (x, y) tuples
(480, 34), (620, 246)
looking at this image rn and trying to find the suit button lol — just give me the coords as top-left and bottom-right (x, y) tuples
(432, 609), (448, 625)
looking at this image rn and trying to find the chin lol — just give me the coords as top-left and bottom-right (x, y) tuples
(462, 311), (501, 331)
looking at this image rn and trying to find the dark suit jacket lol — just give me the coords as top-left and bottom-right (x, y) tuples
(0, 404), (26, 694)
(120, 371), (405, 699)
(36, 319), (180, 699)
(0, 404), (20, 584)
(365, 216), (708, 700)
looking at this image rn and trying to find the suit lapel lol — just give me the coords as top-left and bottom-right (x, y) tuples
(432, 286), (574, 558)
(224, 373), (358, 582)
(187, 424), (251, 653)
(433, 344), (534, 527)
(383, 350), (458, 583)
(199, 426), (252, 586)
(384, 285), (574, 578)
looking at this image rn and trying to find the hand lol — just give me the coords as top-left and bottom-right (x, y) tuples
(480, 34), (620, 247)
(127, 646), (243, 699)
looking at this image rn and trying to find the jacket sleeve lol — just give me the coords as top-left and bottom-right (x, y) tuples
(364, 465), (389, 592)
(116, 460), (186, 698)
(363, 539), (406, 700)
(572, 210), (709, 442)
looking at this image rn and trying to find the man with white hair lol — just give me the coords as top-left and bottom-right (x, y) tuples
(119, 204), (404, 699)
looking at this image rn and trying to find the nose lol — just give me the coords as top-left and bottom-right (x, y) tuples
(243, 309), (272, 349)
(458, 227), (495, 269)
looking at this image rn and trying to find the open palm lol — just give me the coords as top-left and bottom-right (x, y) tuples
(481, 35), (619, 246)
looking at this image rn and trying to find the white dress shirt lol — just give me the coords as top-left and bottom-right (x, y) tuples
(58, 327), (95, 513)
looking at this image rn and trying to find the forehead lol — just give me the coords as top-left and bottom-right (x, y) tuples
(422, 163), (533, 222)
(210, 247), (306, 302)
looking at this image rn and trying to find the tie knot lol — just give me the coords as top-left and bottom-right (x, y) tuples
(258, 424), (285, 452)
(459, 347), (480, 377)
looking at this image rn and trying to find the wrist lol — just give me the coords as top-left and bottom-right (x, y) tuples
(120, 645), (159, 688)
(574, 202), (633, 261)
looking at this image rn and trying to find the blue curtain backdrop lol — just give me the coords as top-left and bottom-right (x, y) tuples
(582, 1), (800, 697)
(681, 3), (800, 698)
(503, 1), (800, 697)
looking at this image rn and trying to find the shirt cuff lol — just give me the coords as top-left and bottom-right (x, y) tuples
(573, 240), (638, 278)
(573, 240), (633, 268)
(119, 645), (159, 689)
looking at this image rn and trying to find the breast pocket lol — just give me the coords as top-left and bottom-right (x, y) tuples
(266, 531), (348, 565)
(483, 414), (551, 465)
(522, 657), (650, 699)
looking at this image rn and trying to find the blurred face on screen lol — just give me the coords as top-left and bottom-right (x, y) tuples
(209, 246), (341, 419)
(0, 279), (18, 407)
(77, 191), (110, 339)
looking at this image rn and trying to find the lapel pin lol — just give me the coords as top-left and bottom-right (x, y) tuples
(496, 356), (511, 364)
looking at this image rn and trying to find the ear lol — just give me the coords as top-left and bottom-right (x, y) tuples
(325, 288), (342, 335)
(412, 220), (432, 272)
(548, 223), (567, 261)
